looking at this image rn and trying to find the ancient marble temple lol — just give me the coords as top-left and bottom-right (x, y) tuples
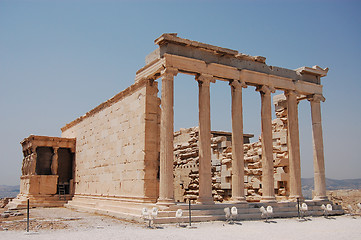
(9, 34), (343, 222)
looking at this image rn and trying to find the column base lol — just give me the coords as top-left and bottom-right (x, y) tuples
(312, 196), (329, 201)
(197, 196), (214, 205)
(230, 197), (248, 204)
(156, 198), (175, 206)
(260, 196), (277, 203)
(288, 195), (304, 202)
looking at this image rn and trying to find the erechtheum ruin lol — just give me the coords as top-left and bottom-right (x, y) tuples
(8, 33), (343, 222)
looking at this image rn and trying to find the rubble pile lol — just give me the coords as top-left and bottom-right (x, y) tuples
(327, 189), (361, 213)
(239, 94), (290, 201)
(173, 94), (290, 202)
(0, 198), (13, 208)
(173, 128), (228, 202)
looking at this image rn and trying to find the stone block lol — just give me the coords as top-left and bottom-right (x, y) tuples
(251, 178), (261, 189)
(216, 176), (221, 183)
(274, 172), (289, 182)
(222, 158), (231, 165)
(257, 148), (262, 155)
(221, 182), (231, 189)
(221, 170), (231, 178)
(281, 145), (288, 152)
(280, 136), (287, 145)
(272, 132), (280, 139)
(244, 175), (248, 183)
(212, 159), (221, 166)
(274, 158), (288, 167)
(221, 141), (231, 148)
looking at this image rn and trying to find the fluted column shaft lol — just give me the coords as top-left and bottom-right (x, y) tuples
(158, 68), (177, 204)
(258, 86), (276, 202)
(197, 74), (214, 204)
(230, 80), (246, 202)
(309, 94), (328, 201)
(286, 91), (303, 200)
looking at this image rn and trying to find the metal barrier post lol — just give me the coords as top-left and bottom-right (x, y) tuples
(27, 199), (29, 232)
(189, 199), (191, 227)
(297, 197), (300, 219)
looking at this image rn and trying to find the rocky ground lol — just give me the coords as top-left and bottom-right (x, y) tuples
(327, 189), (361, 213)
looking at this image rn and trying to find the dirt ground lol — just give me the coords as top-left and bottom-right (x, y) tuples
(0, 207), (128, 232)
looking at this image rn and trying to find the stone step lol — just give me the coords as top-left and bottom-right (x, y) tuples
(7, 194), (72, 210)
(155, 206), (344, 222)
(66, 200), (96, 209)
(65, 201), (144, 222)
(65, 197), (344, 224)
(153, 209), (344, 224)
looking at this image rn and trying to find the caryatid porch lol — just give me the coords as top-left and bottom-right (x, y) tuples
(136, 33), (329, 205)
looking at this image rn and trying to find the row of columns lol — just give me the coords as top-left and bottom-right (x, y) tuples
(157, 69), (327, 205)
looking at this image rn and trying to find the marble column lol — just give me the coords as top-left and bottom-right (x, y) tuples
(196, 74), (214, 204)
(230, 80), (247, 202)
(308, 94), (328, 201)
(285, 91), (303, 200)
(257, 85), (276, 202)
(158, 68), (178, 205)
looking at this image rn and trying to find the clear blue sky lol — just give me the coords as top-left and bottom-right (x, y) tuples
(1, 0), (360, 185)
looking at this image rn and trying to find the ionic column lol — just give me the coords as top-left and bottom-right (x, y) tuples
(285, 91), (303, 200)
(51, 147), (59, 175)
(308, 94), (328, 201)
(158, 67), (178, 205)
(196, 74), (214, 204)
(230, 80), (247, 202)
(257, 85), (276, 202)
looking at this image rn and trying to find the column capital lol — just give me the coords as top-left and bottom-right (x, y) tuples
(161, 67), (178, 80)
(256, 85), (275, 95)
(196, 73), (216, 86)
(307, 94), (325, 103)
(284, 90), (300, 97)
(230, 80), (247, 91)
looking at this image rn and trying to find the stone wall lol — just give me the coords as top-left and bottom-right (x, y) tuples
(173, 94), (290, 202)
(61, 79), (160, 202)
(19, 175), (58, 195)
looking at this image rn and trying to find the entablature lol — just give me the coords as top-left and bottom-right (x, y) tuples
(21, 135), (76, 153)
(136, 33), (328, 95)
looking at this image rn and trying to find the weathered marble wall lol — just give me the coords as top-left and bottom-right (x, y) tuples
(61, 79), (160, 201)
